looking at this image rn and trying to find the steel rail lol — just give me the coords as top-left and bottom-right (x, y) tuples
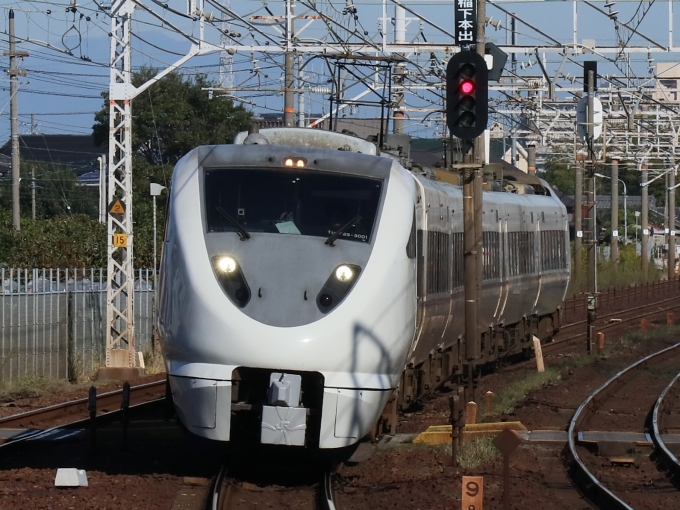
(0, 395), (165, 449)
(546, 300), (680, 352)
(651, 370), (680, 475)
(211, 465), (230, 510)
(210, 465), (337, 510)
(567, 341), (680, 510)
(319, 469), (337, 510)
(0, 379), (166, 428)
(560, 292), (680, 332)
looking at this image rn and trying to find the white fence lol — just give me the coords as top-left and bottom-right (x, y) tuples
(0, 268), (155, 383)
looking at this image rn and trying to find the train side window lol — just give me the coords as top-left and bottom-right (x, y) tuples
(540, 230), (567, 271)
(482, 231), (500, 280)
(452, 232), (464, 288)
(406, 209), (417, 259)
(427, 231), (450, 294)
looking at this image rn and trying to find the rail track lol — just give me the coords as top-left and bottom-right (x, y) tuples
(567, 341), (680, 509)
(546, 294), (680, 353)
(0, 379), (166, 444)
(652, 369), (680, 478)
(210, 464), (337, 510)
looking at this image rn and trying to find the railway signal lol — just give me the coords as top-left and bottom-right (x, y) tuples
(446, 51), (488, 139)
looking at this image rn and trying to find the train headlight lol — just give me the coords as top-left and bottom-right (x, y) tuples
(335, 265), (353, 281)
(316, 264), (361, 314)
(211, 256), (251, 308)
(217, 256), (237, 273)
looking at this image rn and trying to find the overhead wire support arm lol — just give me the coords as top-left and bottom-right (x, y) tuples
(486, 1), (563, 47)
(582, 1), (666, 51)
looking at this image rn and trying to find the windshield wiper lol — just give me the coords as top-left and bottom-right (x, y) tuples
(325, 214), (362, 247)
(216, 207), (251, 240)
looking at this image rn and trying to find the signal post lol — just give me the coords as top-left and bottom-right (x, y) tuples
(448, 0), (489, 402)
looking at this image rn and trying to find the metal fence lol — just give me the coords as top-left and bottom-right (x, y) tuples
(0, 268), (154, 383)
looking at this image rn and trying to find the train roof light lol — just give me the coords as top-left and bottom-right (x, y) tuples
(284, 157), (306, 168)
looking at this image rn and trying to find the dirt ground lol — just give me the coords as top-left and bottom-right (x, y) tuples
(1, 319), (679, 509)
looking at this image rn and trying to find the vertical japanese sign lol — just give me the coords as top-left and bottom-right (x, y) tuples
(455, 0), (477, 45)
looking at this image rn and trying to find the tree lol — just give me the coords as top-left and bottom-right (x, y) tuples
(543, 156), (575, 195)
(93, 68), (253, 165)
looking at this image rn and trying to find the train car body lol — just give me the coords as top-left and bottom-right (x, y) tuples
(156, 128), (569, 451)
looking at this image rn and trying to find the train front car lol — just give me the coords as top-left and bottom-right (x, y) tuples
(157, 129), (416, 451)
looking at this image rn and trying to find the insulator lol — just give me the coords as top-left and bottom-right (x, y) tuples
(308, 86), (332, 94)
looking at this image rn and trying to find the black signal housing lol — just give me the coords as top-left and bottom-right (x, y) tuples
(446, 51), (489, 140)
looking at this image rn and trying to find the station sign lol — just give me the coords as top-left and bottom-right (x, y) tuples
(455, 0), (477, 45)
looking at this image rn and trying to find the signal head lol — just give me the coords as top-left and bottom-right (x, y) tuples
(446, 51), (489, 140)
(460, 79), (475, 95)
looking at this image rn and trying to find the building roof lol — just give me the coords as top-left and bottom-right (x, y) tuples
(0, 134), (102, 175)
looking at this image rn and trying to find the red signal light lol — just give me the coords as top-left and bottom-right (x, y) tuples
(460, 80), (475, 95)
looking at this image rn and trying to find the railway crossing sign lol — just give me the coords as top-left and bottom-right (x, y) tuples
(108, 199), (126, 215)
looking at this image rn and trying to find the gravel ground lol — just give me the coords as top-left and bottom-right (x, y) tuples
(1, 318), (679, 509)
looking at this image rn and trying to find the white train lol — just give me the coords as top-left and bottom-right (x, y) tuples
(157, 128), (570, 452)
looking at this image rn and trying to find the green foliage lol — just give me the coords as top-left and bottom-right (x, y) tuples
(543, 156), (575, 195)
(1, 213), (106, 268)
(93, 67), (253, 165)
(569, 243), (661, 296)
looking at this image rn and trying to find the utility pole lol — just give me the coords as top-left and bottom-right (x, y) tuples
(670, 161), (676, 279)
(393, 5), (406, 134)
(8, 9), (23, 231)
(448, 0), (488, 404)
(472, 0), (486, 402)
(527, 144), (536, 176)
(585, 67), (596, 354)
(575, 161), (583, 285)
(284, 0), (295, 127)
(31, 167), (35, 220)
(298, 55), (306, 128)
(642, 164), (649, 281)
(611, 158), (619, 266)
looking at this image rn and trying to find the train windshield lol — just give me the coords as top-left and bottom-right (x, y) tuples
(204, 168), (383, 243)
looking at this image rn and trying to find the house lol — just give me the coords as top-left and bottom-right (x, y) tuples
(0, 134), (103, 183)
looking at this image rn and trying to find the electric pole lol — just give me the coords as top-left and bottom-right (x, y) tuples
(284, 0), (295, 127)
(31, 167), (35, 220)
(585, 66), (596, 354)
(611, 158), (619, 266)
(8, 9), (24, 231)
(575, 161), (583, 285)
(642, 164), (649, 281)
(670, 160), (676, 279)
(393, 5), (406, 135)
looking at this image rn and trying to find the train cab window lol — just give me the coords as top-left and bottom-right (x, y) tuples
(406, 209), (416, 259)
(204, 168), (383, 243)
